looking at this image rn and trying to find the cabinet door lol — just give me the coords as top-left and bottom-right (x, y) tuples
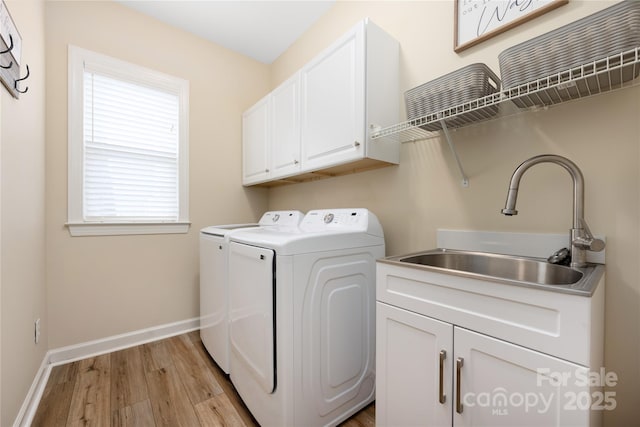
(376, 302), (453, 427)
(454, 327), (590, 427)
(271, 74), (301, 178)
(300, 22), (365, 171)
(242, 96), (270, 185)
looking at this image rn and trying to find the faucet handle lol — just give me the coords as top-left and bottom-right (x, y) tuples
(588, 238), (605, 252)
(573, 236), (605, 252)
(573, 219), (605, 252)
(591, 239), (605, 251)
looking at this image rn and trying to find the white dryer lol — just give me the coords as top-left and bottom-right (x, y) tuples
(199, 210), (304, 374)
(228, 208), (384, 426)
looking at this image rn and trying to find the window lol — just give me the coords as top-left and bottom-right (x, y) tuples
(67, 45), (189, 236)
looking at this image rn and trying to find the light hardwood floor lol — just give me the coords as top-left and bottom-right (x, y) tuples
(32, 331), (375, 426)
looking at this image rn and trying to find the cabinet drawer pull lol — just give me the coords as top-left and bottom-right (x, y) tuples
(456, 357), (464, 414)
(439, 350), (446, 404)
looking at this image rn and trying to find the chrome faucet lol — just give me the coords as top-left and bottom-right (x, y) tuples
(501, 154), (604, 268)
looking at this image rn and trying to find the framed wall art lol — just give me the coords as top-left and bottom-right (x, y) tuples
(454, 0), (568, 52)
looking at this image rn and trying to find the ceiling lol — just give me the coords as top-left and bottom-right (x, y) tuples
(117, 1), (336, 64)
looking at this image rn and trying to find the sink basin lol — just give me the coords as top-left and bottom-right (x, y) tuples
(399, 250), (582, 285)
(380, 248), (604, 295)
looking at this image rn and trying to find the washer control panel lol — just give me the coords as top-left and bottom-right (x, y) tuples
(301, 209), (372, 232)
(258, 210), (304, 227)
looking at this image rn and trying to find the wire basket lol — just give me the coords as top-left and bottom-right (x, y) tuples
(499, 0), (640, 107)
(405, 63), (501, 131)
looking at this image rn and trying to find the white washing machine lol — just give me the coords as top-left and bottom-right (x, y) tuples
(199, 210), (304, 374)
(228, 208), (384, 426)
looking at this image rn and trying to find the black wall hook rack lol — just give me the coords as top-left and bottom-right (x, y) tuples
(0, 33), (13, 54)
(0, 32), (24, 98)
(14, 63), (28, 93)
(0, 1), (24, 98)
(0, 33), (12, 69)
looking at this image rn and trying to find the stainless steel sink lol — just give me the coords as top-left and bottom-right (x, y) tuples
(400, 250), (582, 285)
(380, 249), (604, 295)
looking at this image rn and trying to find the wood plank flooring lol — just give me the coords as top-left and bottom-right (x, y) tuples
(32, 331), (375, 426)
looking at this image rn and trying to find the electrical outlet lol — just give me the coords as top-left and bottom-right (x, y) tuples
(34, 318), (40, 344)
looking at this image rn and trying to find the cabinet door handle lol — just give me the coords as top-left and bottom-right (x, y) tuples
(294, 159), (299, 164)
(354, 141), (361, 147)
(456, 357), (464, 414)
(439, 350), (446, 404)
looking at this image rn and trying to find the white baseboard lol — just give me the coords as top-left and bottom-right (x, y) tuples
(13, 353), (51, 427)
(15, 317), (200, 427)
(47, 317), (199, 366)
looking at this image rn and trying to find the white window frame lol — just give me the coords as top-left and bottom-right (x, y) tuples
(67, 45), (190, 236)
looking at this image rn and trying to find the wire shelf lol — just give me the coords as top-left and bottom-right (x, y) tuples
(373, 47), (640, 144)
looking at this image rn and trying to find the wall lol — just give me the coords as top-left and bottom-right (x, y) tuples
(45, 1), (268, 348)
(0, 67), (2, 425)
(268, 1), (639, 425)
(1, 1), (47, 425)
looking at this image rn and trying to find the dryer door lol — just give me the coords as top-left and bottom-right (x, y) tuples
(229, 242), (276, 393)
(199, 232), (229, 373)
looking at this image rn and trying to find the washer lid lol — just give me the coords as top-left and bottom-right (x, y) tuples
(200, 223), (259, 237)
(200, 210), (304, 237)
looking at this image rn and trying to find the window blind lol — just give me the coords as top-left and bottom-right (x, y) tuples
(83, 71), (180, 221)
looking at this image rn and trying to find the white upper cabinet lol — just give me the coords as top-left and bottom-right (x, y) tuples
(271, 73), (301, 178)
(242, 74), (300, 185)
(242, 96), (270, 185)
(242, 18), (399, 186)
(300, 23), (365, 170)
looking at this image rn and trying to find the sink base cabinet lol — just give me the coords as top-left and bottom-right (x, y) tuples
(376, 302), (453, 427)
(377, 302), (596, 427)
